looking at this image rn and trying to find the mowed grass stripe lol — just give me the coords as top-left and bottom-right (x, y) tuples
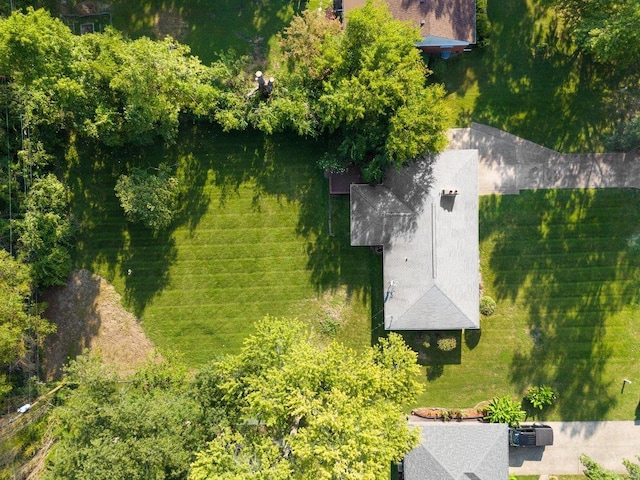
(71, 127), (375, 365)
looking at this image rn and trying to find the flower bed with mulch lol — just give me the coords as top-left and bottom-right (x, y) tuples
(412, 402), (488, 421)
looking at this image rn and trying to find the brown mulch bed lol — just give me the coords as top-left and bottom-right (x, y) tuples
(412, 405), (487, 421)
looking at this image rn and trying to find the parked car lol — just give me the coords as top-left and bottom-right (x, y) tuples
(509, 424), (553, 447)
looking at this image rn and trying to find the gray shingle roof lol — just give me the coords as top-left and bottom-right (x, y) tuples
(404, 422), (509, 480)
(350, 150), (479, 330)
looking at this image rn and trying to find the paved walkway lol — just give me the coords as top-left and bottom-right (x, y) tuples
(446, 124), (640, 476)
(509, 421), (640, 476)
(448, 123), (640, 195)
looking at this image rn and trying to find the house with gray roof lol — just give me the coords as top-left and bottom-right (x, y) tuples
(350, 149), (479, 330)
(402, 420), (509, 480)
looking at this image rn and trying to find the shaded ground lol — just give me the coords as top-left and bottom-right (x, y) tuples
(109, 0), (303, 65)
(433, 0), (627, 153)
(42, 269), (157, 379)
(415, 188), (640, 421)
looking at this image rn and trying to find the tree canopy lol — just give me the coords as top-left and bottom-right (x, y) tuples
(319, 1), (448, 182)
(47, 356), (209, 480)
(0, 5), (449, 184)
(270, 1), (450, 182)
(0, 249), (54, 400)
(72, 29), (221, 146)
(46, 318), (423, 480)
(0, 8), (224, 148)
(560, 0), (640, 69)
(18, 174), (72, 287)
(114, 163), (180, 232)
(189, 317), (422, 480)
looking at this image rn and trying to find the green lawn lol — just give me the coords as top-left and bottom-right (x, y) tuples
(108, 0), (304, 65)
(413, 189), (640, 421)
(430, 0), (627, 152)
(67, 126), (379, 364)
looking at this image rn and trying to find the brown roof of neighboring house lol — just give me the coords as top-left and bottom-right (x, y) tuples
(343, 0), (476, 44)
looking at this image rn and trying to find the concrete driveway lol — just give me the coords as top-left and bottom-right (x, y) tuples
(509, 421), (640, 476)
(448, 123), (640, 195)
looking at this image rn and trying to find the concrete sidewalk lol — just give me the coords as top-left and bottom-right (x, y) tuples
(448, 123), (640, 195)
(509, 421), (640, 476)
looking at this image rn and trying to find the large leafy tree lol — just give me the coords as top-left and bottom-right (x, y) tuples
(0, 249), (54, 400)
(560, 0), (640, 69)
(257, 2), (450, 182)
(0, 9), (224, 149)
(0, 250), (32, 398)
(0, 7), (75, 88)
(46, 319), (421, 479)
(47, 356), (210, 480)
(248, 8), (342, 137)
(0, 7), (79, 138)
(319, 0), (449, 182)
(73, 29), (221, 146)
(18, 174), (72, 287)
(189, 317), (422, 480)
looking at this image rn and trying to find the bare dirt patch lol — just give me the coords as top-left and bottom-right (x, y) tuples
(42, 269), (157, 380)
(153, 9), (188, 41)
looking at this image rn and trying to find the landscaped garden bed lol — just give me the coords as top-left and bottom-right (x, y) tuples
(412, 402), (488, 421)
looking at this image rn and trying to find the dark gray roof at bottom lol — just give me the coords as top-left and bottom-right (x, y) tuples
(404, 422), (509, 480)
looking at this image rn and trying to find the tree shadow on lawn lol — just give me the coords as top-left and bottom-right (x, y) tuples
(109, 0), (304, 65)
(480, 189), (640, 421)
(67, 139), (180, 317)
(202, 126), (378, 303)
(438, 0), (624, 153)
(69, 124), (377, 323)
(396, 330), (462, 382)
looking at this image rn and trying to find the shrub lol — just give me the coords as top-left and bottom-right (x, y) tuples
(485, 396), (526, 427)
(476, 0), (491, 48)
(18, 174), (73, 287)
(422, 334), (432, 349)
(115, 163), (180, 233)
(605, 114), (640, 152)
(525, 385), (557, 410)
(480, 296), (496, 316)
(437, 336), (457, 352)
(317, 152), (347, 174)
(319, 317), (340, 338)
